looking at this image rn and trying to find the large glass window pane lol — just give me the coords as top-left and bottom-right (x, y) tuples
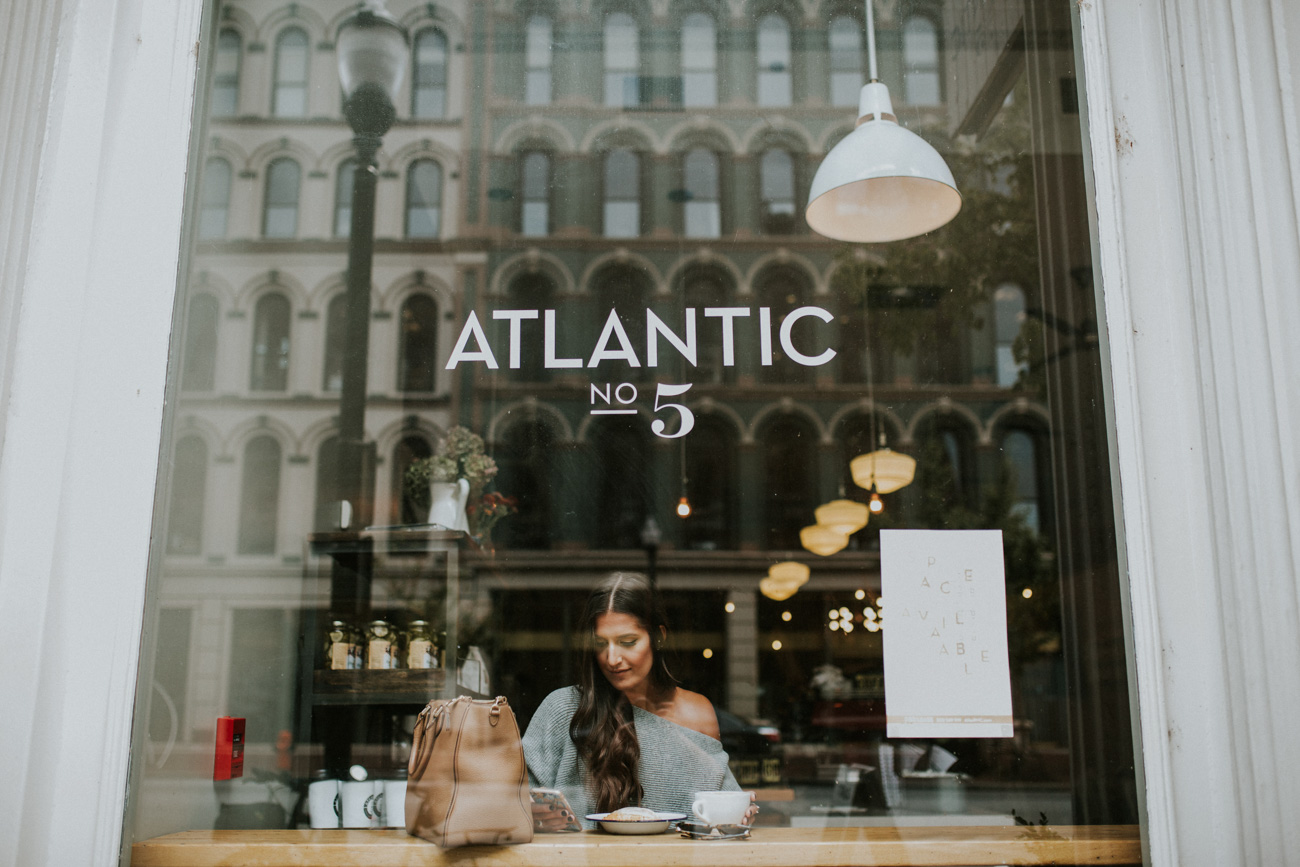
(134, 4), (1144, 861)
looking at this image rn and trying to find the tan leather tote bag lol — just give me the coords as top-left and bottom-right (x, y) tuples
(405, 695), (534, 847)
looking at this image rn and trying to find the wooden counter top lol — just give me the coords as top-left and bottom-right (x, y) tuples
(131, 825), (1142, 867)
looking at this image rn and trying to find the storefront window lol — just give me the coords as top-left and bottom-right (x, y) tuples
(126, 1), (1143, 862)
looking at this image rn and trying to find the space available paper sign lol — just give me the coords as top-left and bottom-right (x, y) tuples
(880, 529), (1014, 739)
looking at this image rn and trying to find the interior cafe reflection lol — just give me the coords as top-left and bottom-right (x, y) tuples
(127, 0), (1140, 855)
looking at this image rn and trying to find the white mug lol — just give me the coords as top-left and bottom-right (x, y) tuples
(340, 780), (377, 828)
(383, 779), (407, 828)
(307, 778), (340, 829)
(363, 782), (386, 827)
(691, 790), (751, 826)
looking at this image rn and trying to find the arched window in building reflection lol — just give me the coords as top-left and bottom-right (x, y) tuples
(322, 293), (347, 392)
(913, 418), (977, 521)
(589, 416), (650, 549)
(272, 27), (309, 117)
(412, 28), (449, 119)
(680, 266), (734, 384)
(313, 435), (341, 531)
(759, 149), (797, 234)
(199, 158), (231, 240)
(1001, 427), (1044, 534)
(506, 273), (555, 381)
(406, 159), (443, 238)
(212, 29), (241, 116)
(682, 12), (717, 107)
(994, 283), (1028, 387)
(603, 148), (640, 237)
(760, 413), (817, 549)
(757, 14), (792, 107)
(398, 292), (439, 392)
(495, 419), (556, 550)
(391, 434), (434, 526)
(829, 15), (863, 107)
(915, 291), (970, 385)
(902, 16), (941, 106)
(250, 291), (290, 392)
(181, 292), (219, 392)
(166, 435), (208, 555)
(262, 157), (300, 238)
(755, 265), (815, 384)
(683, 415), (737, 550)
(683, 148), (721, 238)
(520, 151), (551, 236)
(525, 14), (553, 105)
(593, 264), (651, 381)
(334, 159), (355, 238)
(238, 435), (281, 554)
(604, 12), (639, 108)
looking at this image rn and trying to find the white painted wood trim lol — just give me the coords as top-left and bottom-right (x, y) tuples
(0, 0), (204, 864)
(1078, 0), (1300, 865)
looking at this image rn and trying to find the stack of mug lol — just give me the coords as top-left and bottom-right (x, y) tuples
(307, 769), (407, 829)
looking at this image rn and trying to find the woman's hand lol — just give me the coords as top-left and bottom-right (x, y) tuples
(531, 799), (576, 833)
(743, 791), (760, 825)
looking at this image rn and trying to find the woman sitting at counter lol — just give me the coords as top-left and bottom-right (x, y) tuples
(522, 571), (756, 829)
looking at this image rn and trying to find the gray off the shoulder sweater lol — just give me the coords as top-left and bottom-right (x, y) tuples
(522, 686), (740, 825)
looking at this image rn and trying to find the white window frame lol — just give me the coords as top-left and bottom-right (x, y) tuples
(4, 1), (1299, 865)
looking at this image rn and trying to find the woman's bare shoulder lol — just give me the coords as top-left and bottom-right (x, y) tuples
(669, 688), (721, 740)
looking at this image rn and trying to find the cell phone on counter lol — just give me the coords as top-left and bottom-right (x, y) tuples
(529, 788), (582, 833)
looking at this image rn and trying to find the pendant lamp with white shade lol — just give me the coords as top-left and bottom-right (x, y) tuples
(806, 1), (961, 242)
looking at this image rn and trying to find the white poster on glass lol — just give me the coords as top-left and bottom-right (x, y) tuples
(880, 529), (1014, 739)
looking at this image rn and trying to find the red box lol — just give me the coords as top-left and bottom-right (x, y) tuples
(213, 717), (245, 780)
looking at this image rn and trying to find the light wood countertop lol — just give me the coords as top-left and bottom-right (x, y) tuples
(131, 825), (1142, 867)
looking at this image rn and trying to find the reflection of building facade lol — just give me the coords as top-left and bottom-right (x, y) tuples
(165, 0), (1061, 753)
(154, 0), (1087, 795)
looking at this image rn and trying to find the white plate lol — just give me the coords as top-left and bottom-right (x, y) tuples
(585, 811), (688, 835)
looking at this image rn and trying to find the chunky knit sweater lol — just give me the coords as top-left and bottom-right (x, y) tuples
(522, 686), (740, 826)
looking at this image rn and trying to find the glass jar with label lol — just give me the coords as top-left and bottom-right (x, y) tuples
(365, 620), (398, 670)
(405, 621), (439, 670)
(324, 619), (356, 671)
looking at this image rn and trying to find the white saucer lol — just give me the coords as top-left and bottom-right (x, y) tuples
(586, 811), (688, 835)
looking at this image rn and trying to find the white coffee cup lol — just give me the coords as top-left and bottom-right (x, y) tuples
(340, 780), (377, 828)
(383, 779), (407, 828)
(363, 782), (386, 828)
(691, 790), (752, 826)
(307, 778), (340, 829)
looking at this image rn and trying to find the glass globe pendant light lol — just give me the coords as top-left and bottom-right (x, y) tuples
(806, 0), (961, 242)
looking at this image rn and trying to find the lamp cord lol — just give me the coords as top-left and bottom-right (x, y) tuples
(865, 0), (879, 82)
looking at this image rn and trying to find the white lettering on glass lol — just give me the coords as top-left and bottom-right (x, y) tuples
(780, 306), (837, 366)
(645, 309), (697, 367)
(703, 307), (750, 367)
(492, 309), (539, 369)
(444, 311), (499, 369)
(587, 309), (641, 367)
(544, 309), (583, 368)
(650, 383), (694, 438)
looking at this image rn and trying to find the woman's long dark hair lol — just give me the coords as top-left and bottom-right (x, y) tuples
(569, 572), (677, 812)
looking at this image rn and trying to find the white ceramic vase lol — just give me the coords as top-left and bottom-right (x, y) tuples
(427, 478), (470, 533)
